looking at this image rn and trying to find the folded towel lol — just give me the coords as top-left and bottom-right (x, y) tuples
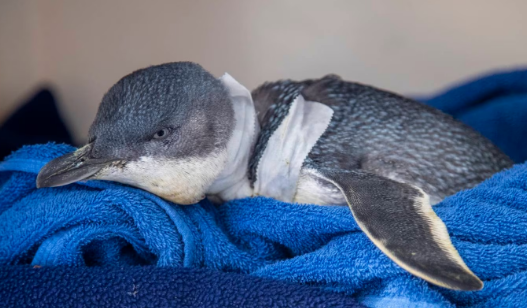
(1, 69), (527, 307)
(2, 143), (527, 307)
(0, 266), (363, 308)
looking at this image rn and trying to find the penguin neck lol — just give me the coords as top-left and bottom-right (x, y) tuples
(206, 73), (259, 202)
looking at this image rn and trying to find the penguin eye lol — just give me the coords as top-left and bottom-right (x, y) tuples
(152, 128), (170, 140)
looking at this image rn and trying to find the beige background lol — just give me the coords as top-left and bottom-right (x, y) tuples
(1, 0), (526, 143)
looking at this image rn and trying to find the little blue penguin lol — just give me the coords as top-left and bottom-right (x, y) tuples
(36, 62), (513, 291)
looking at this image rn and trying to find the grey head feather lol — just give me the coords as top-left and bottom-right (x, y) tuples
(37, 62), (237, 205)
(89, 62), (234, 162)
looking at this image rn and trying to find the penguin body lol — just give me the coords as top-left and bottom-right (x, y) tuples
(36, 62), (513, 291)
(251, 75), (512, 205)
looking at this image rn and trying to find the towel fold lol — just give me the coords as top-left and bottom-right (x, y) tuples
(1, 68), (527, 307)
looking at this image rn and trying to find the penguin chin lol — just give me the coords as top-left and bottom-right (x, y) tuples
(92, 152), (228, 205)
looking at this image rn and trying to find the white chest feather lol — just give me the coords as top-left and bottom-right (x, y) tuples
(95, 152), (227, 205)
(294, 168), (346, 205)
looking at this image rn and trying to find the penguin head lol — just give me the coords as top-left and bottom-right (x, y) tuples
(37, 62), (235, 204)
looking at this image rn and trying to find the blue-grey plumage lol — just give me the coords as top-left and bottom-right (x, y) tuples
(252, 75), (513, 204)
(90, 62), (234, 161)
(36, 62), (513, 291)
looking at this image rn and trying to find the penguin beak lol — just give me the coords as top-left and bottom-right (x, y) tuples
(36, 143), (115, 188)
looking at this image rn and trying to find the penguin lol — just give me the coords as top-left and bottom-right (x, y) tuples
(36, 62), (513, 291)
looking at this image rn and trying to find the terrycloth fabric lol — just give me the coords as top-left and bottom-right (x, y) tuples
(1, 69), (527, 308)
(2, 145), (527, 308)
(0, 266), (363, 308)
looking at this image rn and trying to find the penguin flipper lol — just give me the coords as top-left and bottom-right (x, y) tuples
(308, 168), (483, 291)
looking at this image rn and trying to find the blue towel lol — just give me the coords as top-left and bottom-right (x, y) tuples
(0, 266), (363, 308)
(1, 69), (527, 307)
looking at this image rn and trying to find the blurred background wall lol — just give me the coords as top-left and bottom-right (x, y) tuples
(1, 0), (526, 144)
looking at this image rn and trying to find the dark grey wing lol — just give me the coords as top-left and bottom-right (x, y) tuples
(307, 168), (483, 291)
